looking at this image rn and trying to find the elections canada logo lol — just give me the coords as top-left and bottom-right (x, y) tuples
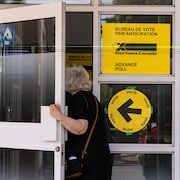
(112, 42), (157, 55)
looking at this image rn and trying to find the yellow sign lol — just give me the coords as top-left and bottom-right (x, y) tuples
(66, 53), (92, 66)
(102, 23), (170, 74)
(108, 89), (152, 133)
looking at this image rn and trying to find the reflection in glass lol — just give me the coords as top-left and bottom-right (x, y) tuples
(0, 148), (54, 180)
(0, 18), (55, 123)
(112, 153), (171, 180)
(101, 84), (172, 144)
(101, 0), (172, 5)
(101, 15), (172, 24)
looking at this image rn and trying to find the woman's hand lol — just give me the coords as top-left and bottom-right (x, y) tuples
(49, 104), (62, 120)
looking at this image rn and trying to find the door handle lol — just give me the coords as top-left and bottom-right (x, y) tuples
(41, 106), (57, 141)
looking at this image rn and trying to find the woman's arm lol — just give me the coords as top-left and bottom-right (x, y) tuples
(49, 104), (88, 135)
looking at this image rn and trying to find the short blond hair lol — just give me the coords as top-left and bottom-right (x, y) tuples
(65, 64), (92, 93)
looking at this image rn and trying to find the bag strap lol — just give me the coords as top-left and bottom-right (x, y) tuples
(81, 96), (98, 159)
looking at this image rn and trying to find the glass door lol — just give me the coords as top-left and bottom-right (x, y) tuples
(0, 2), (65, 180)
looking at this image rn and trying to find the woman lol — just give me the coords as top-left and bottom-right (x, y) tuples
(49, 64), (112, 180)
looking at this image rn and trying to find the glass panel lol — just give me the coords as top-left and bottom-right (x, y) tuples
(100, 15), (172, 75)
(24, 0), (90, 4)
(101, 84), (172, 144)
(101, 0), (172, 5)
(0, 148), (54, 180)
(112, 153), (171, 180)
(0, 18), (55, 123)
(66, 12), (93, 80)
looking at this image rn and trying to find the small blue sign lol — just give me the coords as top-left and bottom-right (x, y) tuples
(1, 24), (14, 47)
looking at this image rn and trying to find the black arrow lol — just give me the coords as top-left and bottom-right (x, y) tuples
(118, 99), (142, 122)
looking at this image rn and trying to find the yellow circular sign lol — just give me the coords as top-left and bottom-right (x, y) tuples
(108, 89), (152, 133)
